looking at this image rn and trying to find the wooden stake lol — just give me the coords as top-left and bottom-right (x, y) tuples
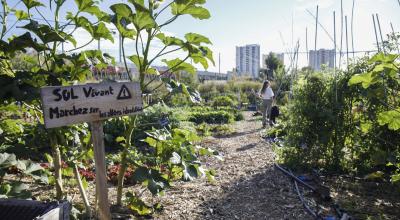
(91, 121), (111, 220)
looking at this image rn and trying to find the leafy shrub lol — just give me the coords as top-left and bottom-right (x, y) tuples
(189, 106), (244, 122)
(212, 96), (235, 107)
(189, 111), (234, 124)
(210, 124), (235, 136)
(279, 53), (400, 177)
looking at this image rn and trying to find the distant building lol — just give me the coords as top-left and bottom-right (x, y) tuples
(309, 49), (335, 71)
(262, 52), (284, 68)
(236, 44), (260, 78)
(197, 71), (227, 81)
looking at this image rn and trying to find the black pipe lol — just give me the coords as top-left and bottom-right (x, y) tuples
(274, 163), (316, 191)
(294, 179), (320, 219)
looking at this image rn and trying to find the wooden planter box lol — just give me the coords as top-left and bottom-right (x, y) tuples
(0, 199), (70, 220)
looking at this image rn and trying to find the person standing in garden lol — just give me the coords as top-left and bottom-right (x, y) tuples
(259, 80), (274, 127)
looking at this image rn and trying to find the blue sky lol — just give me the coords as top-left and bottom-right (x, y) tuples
(4, 0), (400, 72)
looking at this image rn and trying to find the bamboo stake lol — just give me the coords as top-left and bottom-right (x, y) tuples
(345, 16), (349, 70)
(333, 11), (337, 102)
(390, 22), (400, 54)
(372, 14), (381, 52)
(314, 5), (319, 70)
(339, 0), (344, 69)
(351, 0), (355, 59)
(306, 27), (309, 64)
(376, 13), (385, 53)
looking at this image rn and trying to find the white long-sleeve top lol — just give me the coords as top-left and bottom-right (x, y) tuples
(260, 87), (274, 100)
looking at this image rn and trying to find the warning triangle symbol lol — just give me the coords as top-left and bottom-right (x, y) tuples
(117, 84), (132, 100)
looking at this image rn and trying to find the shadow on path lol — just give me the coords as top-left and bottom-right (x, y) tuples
(198, 166), (310, 220)
(236, 143), (257, 152)
(219, 128), (263, 139)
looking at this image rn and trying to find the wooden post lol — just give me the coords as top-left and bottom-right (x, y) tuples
(91, 121), (111, 220)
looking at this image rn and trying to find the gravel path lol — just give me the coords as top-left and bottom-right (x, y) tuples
(154, 112), (310, 220)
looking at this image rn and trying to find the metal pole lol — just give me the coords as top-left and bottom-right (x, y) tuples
(339, 0), (343, 69)
(333, 11), (338, 102)
(333, 11), (337, 70)
(218, 52), (221, 74)
(372, 14), (380, 52)
(376, 13), (385, 53)
(390, 22), (400, 54)
(351, 0), (355, 59)
(306, 27), (309, 65)
(292, 13), (294, 50)
(345, 16), (349, 70)
(314, 5), (318, 70)
(119, 34), (122, 63)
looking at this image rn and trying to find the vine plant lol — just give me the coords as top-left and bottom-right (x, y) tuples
(107, 0), (215, 207)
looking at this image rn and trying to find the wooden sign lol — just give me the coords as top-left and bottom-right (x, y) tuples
(40, 82), (143, 128)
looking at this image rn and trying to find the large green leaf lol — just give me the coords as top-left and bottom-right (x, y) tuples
(128, 1), (156, 30)
(378, 109), (400, 130)
(125, 192), (153, 216)
(169, 152), (181, 164)
(13, 10), (29, 20)
(22, 21), (65, 44)
(182, 162), (199, 181)
(128, 55), (144, 68)
(110, 3), (133, 18)
(0, 153), (17, 168)
(8, 32), (49, 52)
(171, 0), (210, 20)
(348, 72), (374, 88)
(22, 0), (44, 9)
(93, 22), (114, 42)
(185, 33), (211, 45)
(162, 58), (196, 74)
(132, 166), (150, 183)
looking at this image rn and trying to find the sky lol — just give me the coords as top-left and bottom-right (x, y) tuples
(3, 0), (400, 73)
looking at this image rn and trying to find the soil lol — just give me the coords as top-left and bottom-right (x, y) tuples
(150, 111), (310, 220)
(23, 111), (400, 219)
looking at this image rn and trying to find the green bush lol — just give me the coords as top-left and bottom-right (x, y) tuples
(189, 106), (244, 121)
(279, 54), (400, 176)
(189, 110), (234, 124)
(212, 96), (235, 107)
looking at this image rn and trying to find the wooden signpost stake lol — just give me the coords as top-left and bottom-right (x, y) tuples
(40, 82), (143, 220)
(91, 120), (110, 219)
